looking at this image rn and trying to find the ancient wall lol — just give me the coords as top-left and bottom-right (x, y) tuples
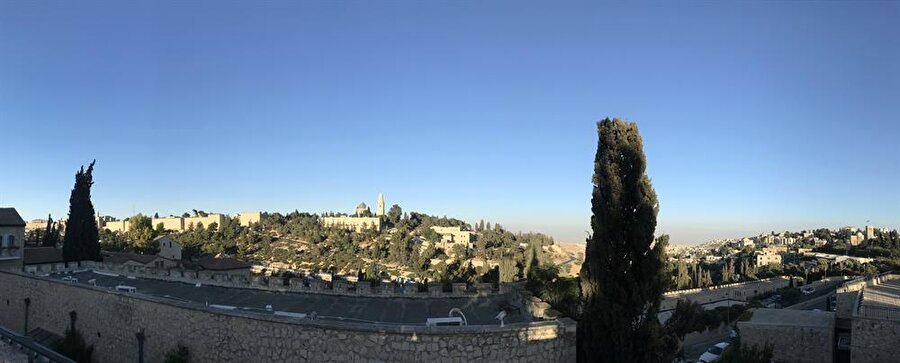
(0, 271), (575, 363)
(850, 315), (900, 363)
(738, 318), (834, 363)
(661, 277), (790, 310)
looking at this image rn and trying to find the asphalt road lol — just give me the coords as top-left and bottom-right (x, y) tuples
(787, 277), (847, 310)
(57, 271), (523, 326)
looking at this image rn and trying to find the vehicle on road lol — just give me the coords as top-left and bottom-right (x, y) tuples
(699, 342), (729, 363)
(801, 286), (816, 295)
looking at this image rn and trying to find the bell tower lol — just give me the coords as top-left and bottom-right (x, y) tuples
(376, 193), (385, 217)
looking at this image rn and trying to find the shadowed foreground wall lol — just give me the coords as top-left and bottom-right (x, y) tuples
(0, 271), (576, 362)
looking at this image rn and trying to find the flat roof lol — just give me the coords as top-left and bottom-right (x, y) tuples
(862, 279), (900, 310)
(744, 308), (834, 329)
(54, 271), (524, 326)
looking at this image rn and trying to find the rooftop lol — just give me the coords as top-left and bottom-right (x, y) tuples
(103, 251), (160, 265)
(196, 256), (251, 271)
(744, 308), (834, 329)
(23, 248), (64, 265)
(0, 208), (26, 227)
(860, 278), (900, 312)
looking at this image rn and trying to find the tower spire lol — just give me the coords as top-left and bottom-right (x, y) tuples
(377, 193), (385, 217)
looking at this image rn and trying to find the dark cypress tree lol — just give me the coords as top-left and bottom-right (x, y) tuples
(579, 118), (670, 362)
(41, 214), (58, 247)
(62, 161), (101, 262)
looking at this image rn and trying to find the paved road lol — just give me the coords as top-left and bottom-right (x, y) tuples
(59, 271), (523, 326)
(787, 278), (847, 310)
(682, 325), (731, 362)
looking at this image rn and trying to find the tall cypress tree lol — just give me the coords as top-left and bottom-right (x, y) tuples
(579, 118), (670, 362)
(41, 214), (58, 247)
(62, 161), (101, 262)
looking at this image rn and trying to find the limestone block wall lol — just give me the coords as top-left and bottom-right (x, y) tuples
(0, 271), (576, 362)
(738, 319), (834, 363)
(850, 315), (900, 363)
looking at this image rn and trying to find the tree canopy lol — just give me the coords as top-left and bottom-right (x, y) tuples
(579, 118), (670, 362)
(62, 161), (101, 262)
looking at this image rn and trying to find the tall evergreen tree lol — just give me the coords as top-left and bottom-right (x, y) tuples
(41, 214), (59, 247)
(579, 118), (670, 362)
(62, 161), (101, 262)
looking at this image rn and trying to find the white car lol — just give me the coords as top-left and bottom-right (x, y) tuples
(802, 287), (816, 295)
(699, 342), (729, 363)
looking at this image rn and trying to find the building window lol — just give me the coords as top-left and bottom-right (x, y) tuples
(6, 235), (14, 247)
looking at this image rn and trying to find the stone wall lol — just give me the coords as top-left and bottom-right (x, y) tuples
(738, 314), (834, 363)
(850, 315), (900, 363)
(661, 277), (790, 311)
(0, 271), (576, 362)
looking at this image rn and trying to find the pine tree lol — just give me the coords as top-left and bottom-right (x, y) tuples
(62, 161), (101, 262)
(579, 118), (670, 362)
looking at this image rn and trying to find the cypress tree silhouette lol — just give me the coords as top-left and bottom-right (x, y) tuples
(62, 160), (100, 262)
(579, 118), (669, 362)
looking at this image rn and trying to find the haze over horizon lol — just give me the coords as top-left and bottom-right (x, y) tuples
(2, 1), (898, 245)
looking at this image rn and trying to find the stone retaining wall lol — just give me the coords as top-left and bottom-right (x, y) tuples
(0, 270), (576, 362)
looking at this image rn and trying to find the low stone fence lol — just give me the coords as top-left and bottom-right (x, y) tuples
(25, 260), (515, 300)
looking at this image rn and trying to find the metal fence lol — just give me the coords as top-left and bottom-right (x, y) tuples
(0, 326), (75, 363)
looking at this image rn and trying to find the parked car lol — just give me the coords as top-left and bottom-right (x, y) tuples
(699, 342), (729, 363)
(801, 286), (816, 295)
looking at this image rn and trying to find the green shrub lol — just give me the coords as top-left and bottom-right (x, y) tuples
(164, 344), (190, 363)
(53, 328), (94, 363)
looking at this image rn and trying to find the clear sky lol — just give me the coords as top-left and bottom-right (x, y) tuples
(1, 1), (897, 245)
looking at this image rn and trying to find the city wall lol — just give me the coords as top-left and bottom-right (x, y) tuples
(660, 277), (790, 311)
(738, 313), (834, 363)
(850, 314), (900, 363)
(0, 270), (576, 363)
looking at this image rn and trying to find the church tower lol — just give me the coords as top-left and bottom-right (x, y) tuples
(376, 193), (385, 216)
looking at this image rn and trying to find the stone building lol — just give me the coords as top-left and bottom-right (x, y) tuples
(753, 250), (782, 267)
(104, 251), (176, 269)
(155, 235), (182, 261)
(0, 208), (25, 271)
(101, 219), (129, 233)
(182, 214), (225, 230)
(238, 211), (262, 227)
(153, 216), (185, 231)
(431, 226), (475, 249)
(376, 193), (385, 217)
(24, 219), (47, 232)
(321, 194), (386, 232)
(321, 216), (382, 232)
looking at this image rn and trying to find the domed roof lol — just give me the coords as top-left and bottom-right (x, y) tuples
(356, 202), (368, 209)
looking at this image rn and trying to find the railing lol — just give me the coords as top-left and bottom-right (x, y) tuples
(858, 305), (900, 321)
(0, 325), (75, 363)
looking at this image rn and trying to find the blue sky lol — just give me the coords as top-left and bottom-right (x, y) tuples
(1, 1), (897, 244)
